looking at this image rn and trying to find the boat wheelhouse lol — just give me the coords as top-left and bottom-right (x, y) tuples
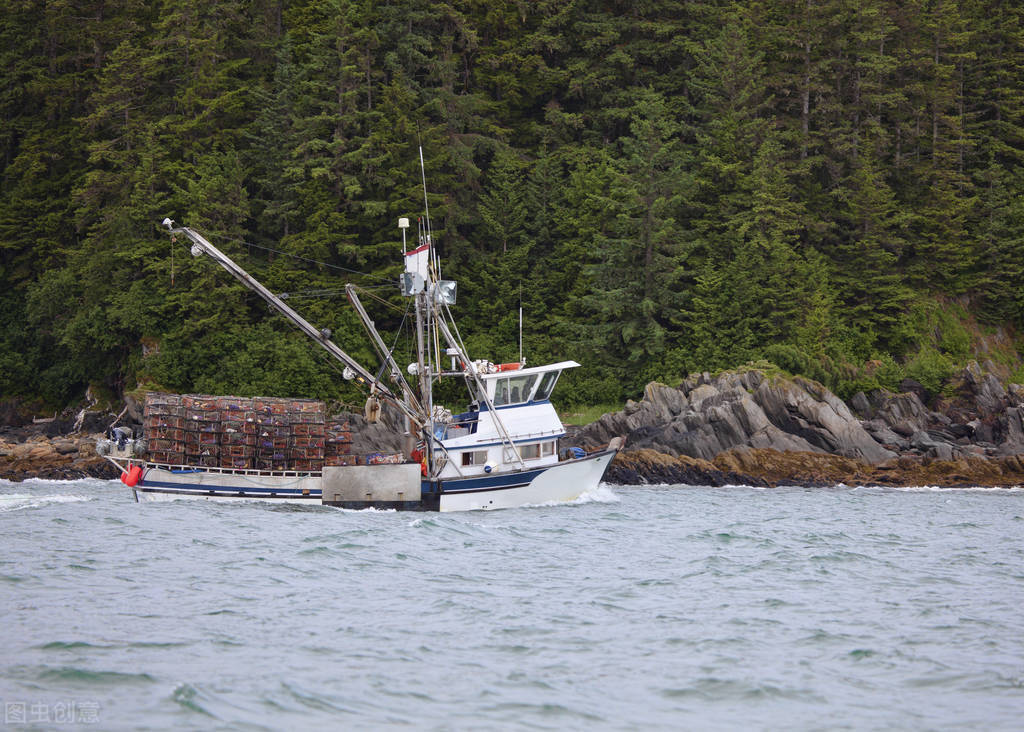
(434, 361), (578, 479)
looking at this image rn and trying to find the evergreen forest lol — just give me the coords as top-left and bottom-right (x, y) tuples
(3, 0), (1024, 413)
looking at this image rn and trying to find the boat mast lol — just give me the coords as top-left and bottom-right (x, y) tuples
(416, 147), (435, 435)
(402, 149), (526, 472)
(162, 220), (421, 427)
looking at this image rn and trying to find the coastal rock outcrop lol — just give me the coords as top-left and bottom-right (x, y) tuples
(853, 362), (1024, 459)
(0, 433), (120, 481)
(603, 448), (768, 487)
(575, 362), (1024, 487)
(602, 445), (1024, 488)
(569, 370), (895, 464)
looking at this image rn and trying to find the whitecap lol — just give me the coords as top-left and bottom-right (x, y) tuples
(575, 484), (620, 504)
(883, 484), (1024, 493)
(0, 477), (115, 489)
(519, 484), (621, 509)
(0, 493), (97, 512)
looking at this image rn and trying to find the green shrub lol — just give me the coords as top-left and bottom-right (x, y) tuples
(762, 343), (810, 376)
(870, 353), (905, 392)
(655, 346), (692, 388)
(936, 305), (972, 360)
(905, 347), (955, 394)
(834, 376), (881, 402)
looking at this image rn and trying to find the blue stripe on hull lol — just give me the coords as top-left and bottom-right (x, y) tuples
(437, 468), (546, 494)
(137, 487), (322, 500)
(141, 479), (320, 496)
(435, 450), (612, 495)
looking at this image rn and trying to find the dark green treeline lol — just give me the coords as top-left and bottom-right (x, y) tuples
(2, 0), (1023, 408)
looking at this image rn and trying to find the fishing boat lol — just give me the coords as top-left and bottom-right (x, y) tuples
(98, 169), (619, 511)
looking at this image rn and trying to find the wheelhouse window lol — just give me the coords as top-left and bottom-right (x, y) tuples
(493, 374), (538, 406)
(461, 450), (489, 467)
(533, 371), (560, 402)
(520, 441), (554, 460)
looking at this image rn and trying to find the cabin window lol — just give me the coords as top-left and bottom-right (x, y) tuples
(493, 374), (538, 406)
(519, 442), (554, 460)
(533, 371), (560, 401)
(461, 450), (488, 467)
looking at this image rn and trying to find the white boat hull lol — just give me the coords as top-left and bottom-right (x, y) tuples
(118, 449), (616, 511)
(437, 450), (616, 512)
(132, 466), (323, 504)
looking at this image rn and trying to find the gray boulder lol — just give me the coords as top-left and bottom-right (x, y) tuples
(569, 370), (896, 464)
(753, 376), (895, 463)
(861, 419), (909, 451)
(873, 391), (932, 435)
(849, 391), (873, 419)
(996, 406), (1024, 456)
(962, 361), (1008, 416)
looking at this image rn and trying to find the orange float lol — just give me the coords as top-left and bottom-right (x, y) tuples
(121, 464), (142, 487)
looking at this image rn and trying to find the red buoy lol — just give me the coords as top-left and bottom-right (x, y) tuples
(121, 464), (142, 488)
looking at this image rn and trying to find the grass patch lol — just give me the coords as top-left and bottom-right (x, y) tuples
(559, 403), (621, 425)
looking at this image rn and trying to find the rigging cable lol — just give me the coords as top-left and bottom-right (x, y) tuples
(373, 303), (412, 386)
(351, 285), (406, 314)
(216, 234), (395, 285)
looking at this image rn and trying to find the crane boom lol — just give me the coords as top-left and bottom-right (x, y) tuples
(345, 284), (423, 416)
(164, 221), (421, 425)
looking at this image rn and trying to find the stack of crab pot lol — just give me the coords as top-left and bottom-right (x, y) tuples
(143, 393), (187, 465)
(324, 418), (354, 465)
(217, 396), (255, 469)
(182, 395), (223, 466)
(278, 398), (324, 471)
(142, 392), (356, 471)
(253, 397), (290, 471)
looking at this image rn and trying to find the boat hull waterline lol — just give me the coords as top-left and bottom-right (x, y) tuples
(125, 450), (616, 512)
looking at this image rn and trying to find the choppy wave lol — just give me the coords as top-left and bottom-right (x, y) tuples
(836, 483), (1024, 493)
(3, 479), (1023, 730)
(37, 667), (157, 685)
(0, 476), (116, 489)
(515, 483), (621, 510)
(570, 483), (620, 504)
(882, 483), (1024, 492)
(0, 492), (96, 512)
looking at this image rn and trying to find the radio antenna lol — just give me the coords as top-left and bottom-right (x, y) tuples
(418, 141), (439, 280)
(518, 283), (523, 365)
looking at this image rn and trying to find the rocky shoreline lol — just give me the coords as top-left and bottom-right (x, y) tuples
(570, 361), (1024, 488)
(603, 447), (1024, 488)
(0, 433), (122, 482)
(4, 361), (1024, 488)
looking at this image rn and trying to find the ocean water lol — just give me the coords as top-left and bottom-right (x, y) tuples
(2, 479), (1023, 730)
